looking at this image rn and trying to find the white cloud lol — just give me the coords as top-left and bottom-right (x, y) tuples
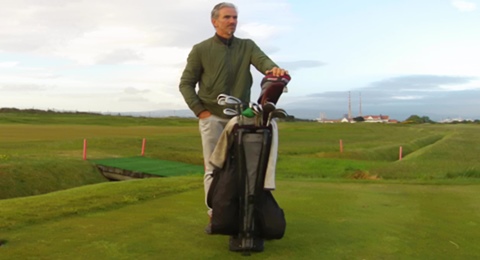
(52, 26), (151, 65)
(0, 62), (19, 68)
(451, 0), (477, 12)
(4, 0), (477, 119)
(439, 79), (480, 91)
(96, 49), (143, 65)
(391, 95), (424, 100)
(239, 23), (285, 41)
(123, 87), (151, 95)
(0, 64), (60, 86)
(0, 83), (49, 92)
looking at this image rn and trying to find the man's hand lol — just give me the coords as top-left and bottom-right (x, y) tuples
(265, 67), (289, 77)
(198, 110), (212, 119)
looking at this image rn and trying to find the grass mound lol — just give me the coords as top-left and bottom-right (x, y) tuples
(0, 175), (203, 230)
(0, 158), (106, 199)
(341, 134), (445, 161)
(372, 127), (480, 180)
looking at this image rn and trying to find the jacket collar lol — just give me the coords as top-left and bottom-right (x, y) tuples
(215, 33), (234, 46)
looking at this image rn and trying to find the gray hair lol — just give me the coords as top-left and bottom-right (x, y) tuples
(211, 2), (237, 19)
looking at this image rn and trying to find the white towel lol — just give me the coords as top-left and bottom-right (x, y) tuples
(209, 116), (278, 190)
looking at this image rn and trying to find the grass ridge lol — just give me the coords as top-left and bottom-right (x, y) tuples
(0, 176), (203, 230)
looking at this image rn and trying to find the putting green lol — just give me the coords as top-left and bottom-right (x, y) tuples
(90, 156), (203, 177)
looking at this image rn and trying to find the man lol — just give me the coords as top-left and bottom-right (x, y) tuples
(179, 2), (288, 228)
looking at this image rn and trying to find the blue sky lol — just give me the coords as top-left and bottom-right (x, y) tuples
(1, 0), (479, 120)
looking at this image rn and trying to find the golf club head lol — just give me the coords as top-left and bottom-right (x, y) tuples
(217, 97), (227, 106)
(271, 109), (288, 119)
(266, 108), (288, 126)
(223, 108), (238, 116)
(262, 101), (276, 114)
(272, 108), (288, 118)
(218, 95), (243, 108)
(217, 94), (229, 101)
(249, 102), (260, 115)
(225, 96), (242, 105)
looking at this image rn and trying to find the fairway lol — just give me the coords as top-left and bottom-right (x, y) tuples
(1, 113), (480, 258)
(1, 180), (479, 259)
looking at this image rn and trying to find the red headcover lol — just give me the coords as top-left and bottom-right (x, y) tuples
(257, 73), (291, 105)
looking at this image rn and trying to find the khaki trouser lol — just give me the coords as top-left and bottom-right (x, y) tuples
(199, 115), (230, 216)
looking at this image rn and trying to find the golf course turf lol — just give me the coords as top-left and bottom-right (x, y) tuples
(1, 112), (479, 258)
(0, 179), (479, 259)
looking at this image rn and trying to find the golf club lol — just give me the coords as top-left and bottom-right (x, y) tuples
(223, 107), (239, 116)
(249, 102), (263, 126)
(218, 94), (246, 125)
(261, 101), (276, 126)
(266, 109), (288, 127)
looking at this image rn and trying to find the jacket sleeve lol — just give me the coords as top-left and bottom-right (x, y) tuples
(249, 40), (278, 75)
(179, 45), (206, 116)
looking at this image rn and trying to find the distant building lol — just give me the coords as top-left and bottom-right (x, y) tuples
(316, 112), (341, 123)
(356, 115), (398, 123)
(316, 117), (340, 123)
(340, 117), (355, 123)
(364, 115), (389, 123)
(317, 115), (397, 123)
(317, 91), (400, 123)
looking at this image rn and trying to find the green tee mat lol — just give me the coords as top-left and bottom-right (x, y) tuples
(90, 156), (203, 177)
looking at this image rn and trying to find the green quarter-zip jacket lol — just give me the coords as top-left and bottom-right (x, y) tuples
(179, 34), (278, 118)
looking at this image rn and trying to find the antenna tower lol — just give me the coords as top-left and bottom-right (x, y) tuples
(359, 92), (362, 117)
(348, 91), (352, 119)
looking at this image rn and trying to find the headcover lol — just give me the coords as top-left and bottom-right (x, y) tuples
(257, 73), (291, 105)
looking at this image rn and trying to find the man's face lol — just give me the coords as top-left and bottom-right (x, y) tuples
(212, 7), (237, 38)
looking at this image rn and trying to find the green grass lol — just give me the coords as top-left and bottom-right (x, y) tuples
(0, 179), (479, 259)
(0, 109), (197, 126)
(0, 176), (203, 230)
(275, 123), (480, 182)
(1, 111), (480, 258)
(90, 156), (203, 177)
(370, 125), (480, 180)
(0, 123), (203, 199)
(0, 158), (105, 199)
(2, 116), (480, 199)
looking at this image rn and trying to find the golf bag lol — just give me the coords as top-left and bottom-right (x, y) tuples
(207, 123), (286, 253)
